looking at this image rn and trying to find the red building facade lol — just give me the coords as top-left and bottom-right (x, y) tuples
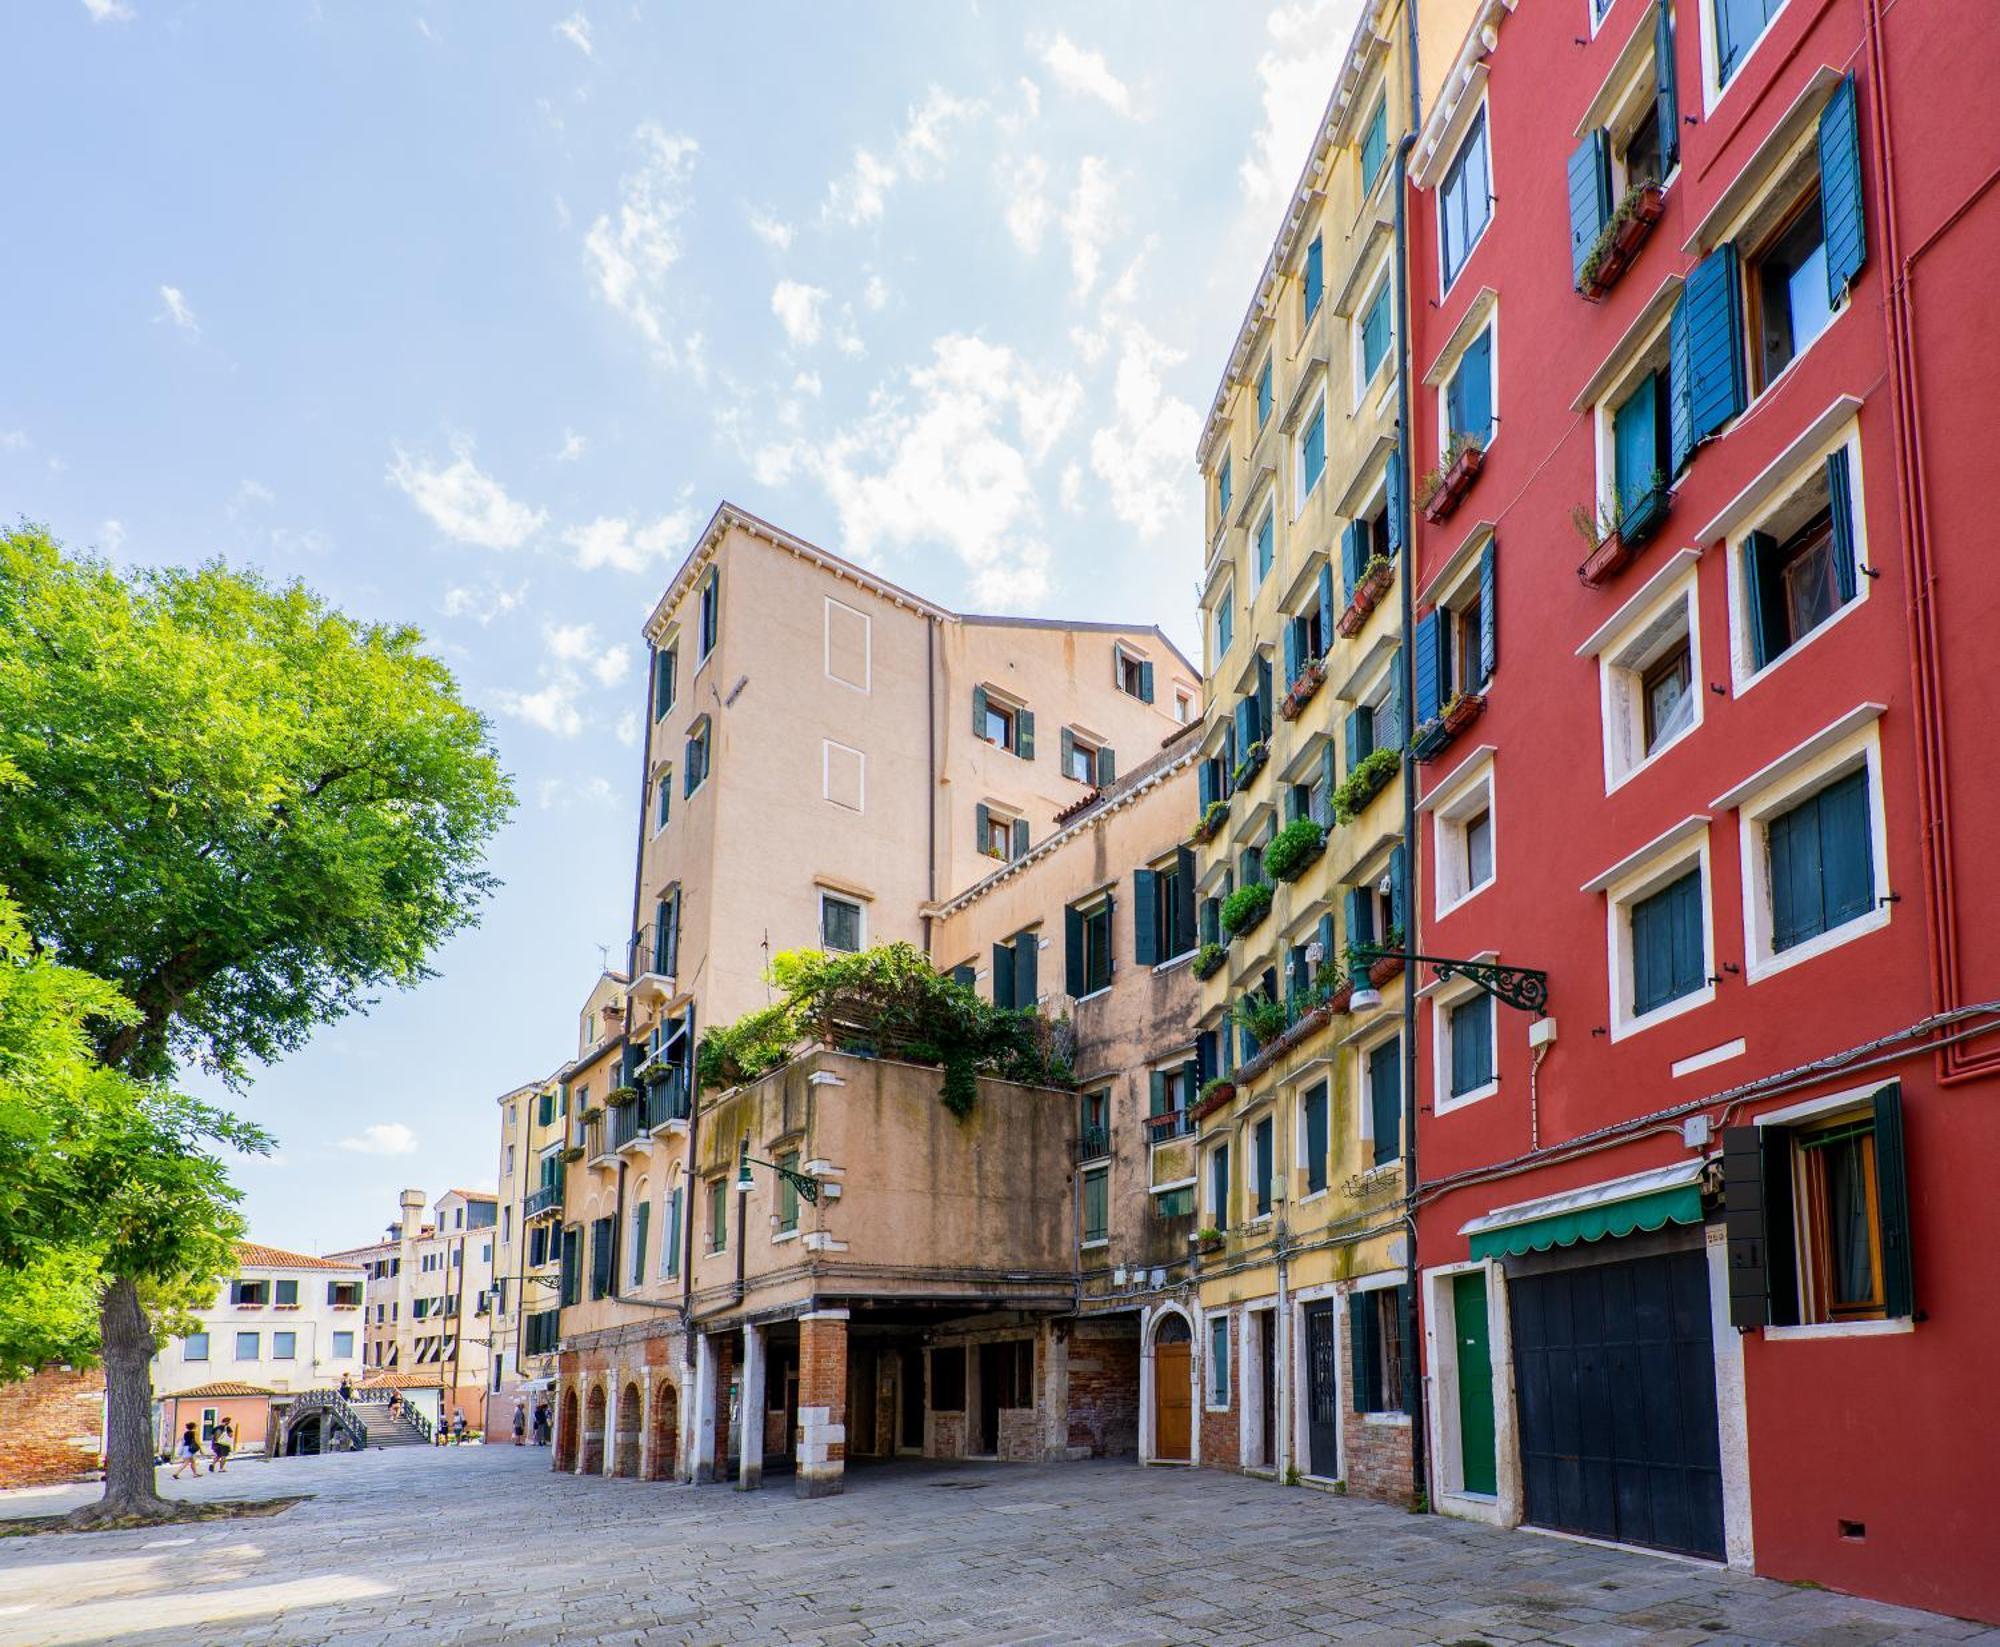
(1401, 0), (2000, 1621)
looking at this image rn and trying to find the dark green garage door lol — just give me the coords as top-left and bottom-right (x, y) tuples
(1510, 1248), (1725, 1559)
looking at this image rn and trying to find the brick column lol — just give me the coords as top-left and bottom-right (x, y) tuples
(737, 1321), (766, 1491)
(795, 1309), (849, 1499)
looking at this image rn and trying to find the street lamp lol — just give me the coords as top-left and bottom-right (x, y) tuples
(734, 1141), (821, 1205)
(1347, 946), (1550, 1016)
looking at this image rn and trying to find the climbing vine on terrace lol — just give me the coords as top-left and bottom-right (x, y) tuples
(696, 943), (1075, 1119)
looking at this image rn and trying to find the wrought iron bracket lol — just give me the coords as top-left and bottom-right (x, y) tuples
(1354, 947), (1550, 1015)
(740, 1151), (822, 1205)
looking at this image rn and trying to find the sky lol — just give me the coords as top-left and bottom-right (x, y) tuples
(3, 0), (1363, 1254)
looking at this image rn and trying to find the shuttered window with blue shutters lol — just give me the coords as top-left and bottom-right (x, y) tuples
(1449, 994), (1494, 1097)
(1413, 609), (1448, 729)
(1303, 235), (1325, 322)
(1361, 95), (1389, 195)
(1369, 1036), (1401, 1167)
(1440, 107), (1492, 288)
(1302, 400), (1327, 495)
(1216, 458), (1232, 519)
(1745, 446), (1859, 668)
(1477, 539), (1499, 688)
(1679, 244), (1747, 453)
(1341, 519), (1367, 598)
(1630, 866), (1706, 1016)
(654, 645), (676, 720)
(1446, 327), (1494, 447)
(1655, 2), (1681, 173)
(1132, 868), (1157, 967)
(1216, 589), (1234, 656)
(1303, 1083), (1330, 1195)
(697, 569), (720, 659)
(1257, 356), (1274, 426)
(1613, 371), (1670, 522)
(683, 718), (711, 795)
(1768, 767), (1874, 952)
(1360, 277), (1393, 387)
(1819, 75), (1865, 299)
(1713, 0), (1785, 89)
(1568, 130), (1613, 287)
(1255, 508), (1275, 582)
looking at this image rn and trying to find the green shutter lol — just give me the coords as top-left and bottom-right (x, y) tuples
(1097, 746), (1116, 787)
(1061, 726), (1076, 774)
(1283, 614), (1300, 686)
(1826, 447), (1859, 603)
(1345, 885), (1374, 950)
(1149, 1068), (1166, 1117)
(950, 963), (975, 989)
(1684, 244), (1747, 446)
(1140, 660), (1155, 703)
(1655, 0), (1680, 170)
(1371, 1037), (1402, 1167)
(992, 943), (1015, 1010)
(1011, 817), (1030, 860)
(1567, 129), (1613, 287)
(1818, 768), (1874, 928)
(1819, 74), (1866, 300)
(1175, 847), (1198, 954)
(1015, 930), (1037, 1007)
(1872, 1083), (1915, 1319)
(1413, 610), (1444, 727)
(1668, 288), (1694, 473)
(1344, 708), (1370, 775)
(1017, 709), (1035, 760)
(972, 684), (987, 738)
(1348, 1293), (1375, 1413)
(1064, 905), (1084, 997)
(1317, 563), (1334, 652)
(631, 1201), (650, 1287)
(1133, 868), (1158, 966)
(1388, 842), (1407, 938)
(975, 802), (990, 852)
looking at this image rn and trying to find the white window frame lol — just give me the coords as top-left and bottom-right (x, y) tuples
(1250, 500), (1276, 593)
(1350, 255), (1395, 410)
(652, 769), (672, 836)
(1355, 1027), (1402, 1171)
(1437, 97), (1495, 296)
(1295, 387), (1329, 509)
(1437, 311), (1499, 463)
(1433, 978), (1500, 1113)
(1698, 0), (1794, 116)
(1603, 826), (1716, 1041)
(1723, 420), (1870, 696)
(818, 890), (867, 954)
(1592, 557), (1705, 793)
(1174, 688), (1194, 723)
(1114, 641), (1151, 699)
(685, 717), (711, 798)
(822, 595), (872, 694)
(1429, 753), (1496, 918)
(1589, 307), (1675, 532)
(1206, 1309), (1232, 1410)
(1729, 717), (1889, 983)
(822, 738), (866, 814)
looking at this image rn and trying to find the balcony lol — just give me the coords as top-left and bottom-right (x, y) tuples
(1076, 1125), (1112, 1164)
(1145, 1110), (1194, 1143)
(523, 1181), (563, 1221)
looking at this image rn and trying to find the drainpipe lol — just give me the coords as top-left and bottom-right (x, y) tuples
(924, 616), (939, 958)
(1392, 0), (1429, 1514)
(1274, 1205), (1291, 1483)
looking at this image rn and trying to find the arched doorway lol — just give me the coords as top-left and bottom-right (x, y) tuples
(611, 1382), (641, 1478)
(1152, 1314), (1193, 1463)
(647, 1377), (679, 1481)
(582, 1384), (607, 1475)
(555, 1386), (580, 1472)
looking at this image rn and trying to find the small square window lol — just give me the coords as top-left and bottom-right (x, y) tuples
(1446, 994), (1495, 1102)
(820, 894), (864, 954)
(183, 1332), (210, 1362)
(235, 1331), (260, 1360)
(273, 1331), (297, 1360)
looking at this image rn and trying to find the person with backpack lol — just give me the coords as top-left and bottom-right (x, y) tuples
(170, 1421), (202, 1480)
(209, 1416), (234, 1473)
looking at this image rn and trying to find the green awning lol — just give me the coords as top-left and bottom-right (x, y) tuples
(1462, 1161), (1705, 1261)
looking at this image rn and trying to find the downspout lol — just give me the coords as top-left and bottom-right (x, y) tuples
(1393, 0), (1428, 1514)
(924, 616), (939, 958)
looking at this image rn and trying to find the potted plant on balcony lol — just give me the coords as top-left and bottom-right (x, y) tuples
(604, 1084), (639, 1109)
(1362, 931), (1407, 986)
(1278, 656), (1327, 720)
(1191, 941), (1227, 981)
(1192, 1078), (1236, 1122)
(1337, 554), (1396, 638)
(1193, 798), (1230, 845)
(1231, 739), (1269, 790)
(1440, 690), (1486, 737)
(1420, 433), (1485, 524)
(1233, 988), (1289, 1048)
(1264, 815), (1326, 882)
(579, 1105), (603, 1125)
(1332, 746), (1400, 825)
(1577, 181), (1669, 301)
(560, 1144), (585, 1164)
(1193, 1226), (1225, 1254)
(1219, 880), (1273, 938)
(1572, 471), (1671, 587)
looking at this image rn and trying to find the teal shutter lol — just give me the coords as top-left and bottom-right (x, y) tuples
(1342, 520), (1365, 596)
(1344, 707), (1372, 774)
(1348, 1293), (1376, 1412)
(972, 684), (987, 737)
(975, 802), (990, 850)
(1011, 817), (1030, 859)
(1371, 1038), (1402, 1166)
(1304, 235), (1324, 318)
(1568, 129), (1613, 286)
(1017, 709), (1035, 760)
(1235, 697), (1257, 756)
(1283, 615), (1300, 686)
(1744, 529), (1778, 668)
(1014, 933), (1038, 1007)
(1198, 760), (1216, 810)
(1872, 1083), (1915, 1318)
(1478, 539), (1498, 686)
(1449, 329), (1493, 446)
(1668, 289), (1694, 472)
(1061, 726), (1076, 774)
(1819, 74), (1865, 301)
(1818, 768), (1874, 928)
(1149, 1068), (1166, 1116)
(1320, 739), (1337, 815)
(1317, 913), (1336, 975)
(1097, 746), (1116, 787)
(1768, 799), (1808, 951)
(1305, 1084), (1329, 1192)
(1140, 660), (1154, 702)
(1361, 97), (1388, 194)
(1413, 610), (1444, 726)
(1200, 896), (1219, 947)
(992, 944), (1016, 1010)
(1825, 447), (1858, 602)
(1133, 868), (1158, 966)
(1684, 244), (1747, 446)
(1655, 0), (1680, 170)
(1257, 656), (1273, 736)
(1345, 886), (1374, 949)
(1388, 841), (1407, 936)
(630, 1200), (650, 1287)
(1614, 374), (1660, 517)
(949, 963), (975, 988)
(1317, 563), (1334, 650)
(1175, 846), (1197, 953)
(1385, 449), (1404, 554)
(1064, 906), (1084, 997)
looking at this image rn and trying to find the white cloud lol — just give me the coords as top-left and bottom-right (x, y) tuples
(554, 10), (592, 56)
(746, 209), (794, 251)
(387, 437), (546, 549)
(1059, 462), (1085, 513)
(793, 370), (823, 398)
(339, 1122), (418, 1156)
(584, 123), (699, 354)
(1063, 157), (1116, 298)
(1088, 317), (1200, 541)
(561, 505), (697, 574)
(824, 147), (896, 227)
(82, 0), (135, 21)
(615, 709), (640, 747)
(158, 285), (199, 335)
(1241, 0), (1364, 221)
(98, 519), (126, 553)
(0, 431), (28, 452)
(229, 478), (274, 515)
(555, 429), (587, 462)
(1000, 153), (1052, 254)
(771, 278), (828, 348)
(269, 526), (331, 558)
(1035, 33), (1137, 118)
(441, 581), (527, 625)
(823, 87), (980, 226)
(805, 335), (1080, 610)
(495, 676), (585, 738)
(862, 273), (889, 312)
(998, 76), (1042, 137)
(535, 775), (617, 810)
(546, 620), (631, 687)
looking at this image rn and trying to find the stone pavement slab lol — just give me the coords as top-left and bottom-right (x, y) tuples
(0, 1446), (1984, 1647)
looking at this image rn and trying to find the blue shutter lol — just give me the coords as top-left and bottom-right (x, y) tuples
(1317, 913), (1337, 977)
(1198, 760), (1216, 811)
(1614, 374), (1661, 518)
(1668, 289), (1694, 472)
(1320, 739), (1337, 816)
(1413, 610), (1444, 727)
(1684, 244), (1747, 446)
(1344, 708), (1368, 775)
(1568, 129), (1613, 287)
(1743, 529), (1777, 669)
(1097, 746), (1116, 787)
(1140, 660), (1155, 703)
(1388, 841), (1408, 937)
(1769, 796), (1818, 953)
(1655, 0), (1680, 170)
(1257, 655), (1273, 736)
(1133, 868), (1158, 966)
(1317, 563), (1334, 653)
(1012, 817), (1030, 859)
(1304, 235), (1324, 319)
(1234, 697), (1256, 758)
(1825, 447), (1859, 603)
(1348, 1293), (1376, 1412)
(1819, 74), (1865, 301)
(992, 943), (1015, 1010)
(1361, 98), (1388, 194)
(1818, 768), (1874, 929)
(1283, 615), (1300, 687)
(1342, 520), (1365, 596)
(1385, 449), (1405, 555)
(1478, 539), (1498, 687)
(1015, 932), (1038, 1006)
(1450, 329), (1493, 446)
(1345, 886), (1374, 950)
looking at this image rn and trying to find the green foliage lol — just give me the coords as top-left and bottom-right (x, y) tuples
(1194, 800), (1230, 843)
(0, 526), (514, 1086)
(1333, 747), (1401, 824)
(1264, 816), (1327, 882)
(1232, 988), (1288, 1045)
(1231, 739), (1269, 790)
(697, 942), (1075, 1118)
(1196, 1077), (1235, 1110)
(1219, 880), (1273, 936)
(1190, 941), (1227, 981)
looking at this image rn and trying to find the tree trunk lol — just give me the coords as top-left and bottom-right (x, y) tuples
(71, 1275), (171, 1524)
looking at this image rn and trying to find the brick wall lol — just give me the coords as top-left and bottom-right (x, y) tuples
(1199, 1401), (1238, 1471)
(1065, 1320), (1139, 1458)
(0, 1370), (102, 1487)
(996, 1407), (1041, 1462)
(1342, 1411), (1414, 1505)
(929, 1411), (966, 1457)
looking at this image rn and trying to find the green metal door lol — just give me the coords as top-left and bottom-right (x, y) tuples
(1453, 1271), (1498, 1496)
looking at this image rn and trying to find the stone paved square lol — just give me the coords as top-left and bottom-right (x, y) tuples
(0, 1446), (1989, 1647)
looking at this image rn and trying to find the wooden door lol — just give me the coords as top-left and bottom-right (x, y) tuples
(1153, 1324), (1192, 1462)
(1452, 1271), (1498, 1496)
(1304, 1301), (1340, 1478)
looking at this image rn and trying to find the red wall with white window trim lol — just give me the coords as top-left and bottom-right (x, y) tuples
(1401, 0), (2000, 1621)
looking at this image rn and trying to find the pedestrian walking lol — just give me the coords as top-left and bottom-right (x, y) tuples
(170, 1422), (202, 1480)
(208, 1416), (234, 1473)
(533, 1401), (550, 1446)
(451, 1407), (468, 1444)
(511, 1399), (526, 1446)
(338, 1373), (354, 1403)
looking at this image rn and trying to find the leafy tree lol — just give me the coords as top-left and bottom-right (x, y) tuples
(0, 528), (512, 1518)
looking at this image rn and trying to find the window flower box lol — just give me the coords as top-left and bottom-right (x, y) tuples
(1336, 556), (1395, 638)
(604, 1085), (639, 1109)
(1264, 817), (1326, 882)
(1193, 800), (1230, 845)
(1368, 954), (1406, 988)
(1231, 740), (1270, 790)
(1194, 1227), (1225, 1254)
(1219, 881), (1273, 938)
(1191, 1080), (1236, 1124)
(1332, 747), (1400, 824)
(1578, 184), (1668, 302)
(1278, 658), (1327, 720)
(560, 1146), (585, 1163)
(1413, 692), (1486, 761)
(1190, 942), (1227, 981)
(1420, 439), (1485, 524)
(1574, 482), (1670, 588)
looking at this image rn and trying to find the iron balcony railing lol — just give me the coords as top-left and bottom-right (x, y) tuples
(523, 1180), (563, 1220)
(1076, 1125), (1112, 1163)
(1144, 1109), (1194, 1142)
(608, 1099), (643, 1151)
